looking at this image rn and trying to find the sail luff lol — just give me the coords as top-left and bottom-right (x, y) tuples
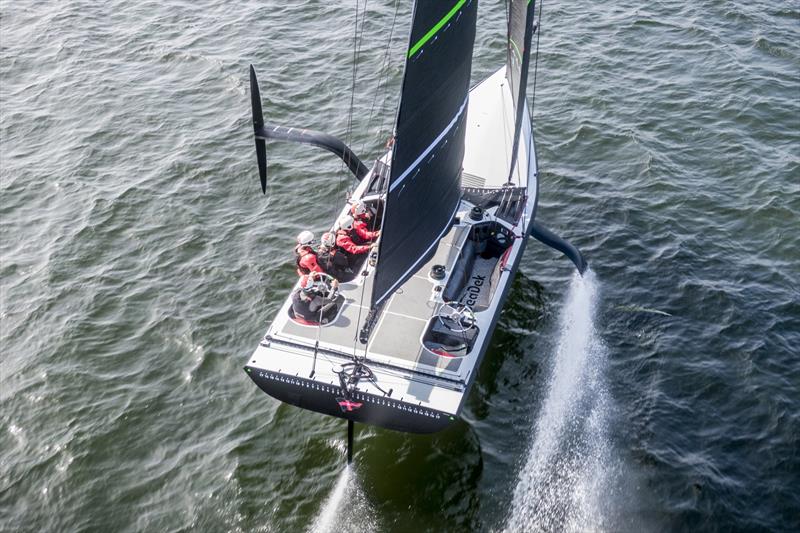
(506, 0), (536, 184)
(369, 0), (479, 310)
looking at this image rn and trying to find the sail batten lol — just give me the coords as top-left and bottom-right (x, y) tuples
(370, 0), (479, 310)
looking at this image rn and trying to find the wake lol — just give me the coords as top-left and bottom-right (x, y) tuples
(505, 270), (616, 532)
(309, 464), (376, 533)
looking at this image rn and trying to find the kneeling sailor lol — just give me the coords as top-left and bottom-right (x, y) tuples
(335, 215), (374, 269)
(294, 230), (322, 276)
(291, 273), (339, 325)
(317, 232), (353, 281)
(350, 200), (380, 244)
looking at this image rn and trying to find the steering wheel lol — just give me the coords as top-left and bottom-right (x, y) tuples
(311, 272), (339, 299)
(437, 302), (477, 333)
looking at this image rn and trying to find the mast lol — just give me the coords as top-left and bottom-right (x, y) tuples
(369, 0), (479, 310)
(505, 0), (537, 185)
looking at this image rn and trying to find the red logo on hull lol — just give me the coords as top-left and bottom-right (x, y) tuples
(336, 397), (363, 412)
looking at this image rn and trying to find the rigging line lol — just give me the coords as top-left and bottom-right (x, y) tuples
(355, 0), (370, 89)
(529, 0), (544, 119)
(317, 348), (340, 373)
(345, 0), (360, 149)
(332, 0), (367, 224)
(377, 1), (404, 144)
(347, 0), (369, 148)
(351, 202), (381, 359)
(360, 0), (400, 157)
(349, 1), (385, 359)
(351, 276), (368, 361)
(385, 1), (413, 140)
(501, 82), (511, 179)
(309, 297), (326, 377)
(337, 0), (363, 199)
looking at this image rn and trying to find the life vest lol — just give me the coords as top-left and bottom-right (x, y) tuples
(294, 245), (321, 275)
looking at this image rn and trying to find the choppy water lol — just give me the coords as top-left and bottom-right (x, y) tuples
(2, 1), (798, 532)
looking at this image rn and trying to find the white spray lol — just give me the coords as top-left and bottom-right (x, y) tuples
(505, 270), (616, 532)
(309, 461), (376, 533)
(310, 466), (352, 533)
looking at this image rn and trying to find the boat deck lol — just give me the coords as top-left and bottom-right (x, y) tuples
(463, 67), (531, 188)
(273, 216), (471, 378)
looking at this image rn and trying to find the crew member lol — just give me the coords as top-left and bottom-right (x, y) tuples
(336, 215), (373, 268)
(290, 273), (339, 325)
(317, 232), (353, 281)
(294, 230), (322, 276)
(350, 200), (380, 243)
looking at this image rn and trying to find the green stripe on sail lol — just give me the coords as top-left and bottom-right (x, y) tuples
(408, 0), (467, 58)
(509, 38), (523, 63)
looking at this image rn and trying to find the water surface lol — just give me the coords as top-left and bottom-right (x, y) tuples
(1, 1), (798, 531)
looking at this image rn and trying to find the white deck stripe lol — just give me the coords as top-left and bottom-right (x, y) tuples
(345, 302), (429, 323)
(389, 96), (469, 193)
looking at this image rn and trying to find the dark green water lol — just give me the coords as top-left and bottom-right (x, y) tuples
(1, 1), (798, 532)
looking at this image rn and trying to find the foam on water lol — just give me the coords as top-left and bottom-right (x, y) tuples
(505, 270), (617, 532)
(309, 465), (377, 533)
(310, 466), (351, 533)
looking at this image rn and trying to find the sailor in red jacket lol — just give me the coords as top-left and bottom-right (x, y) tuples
(350, 200), (380, 244)
(317, 231), (354, 281)
(294, 230), (322, 276)
(336, 216), (374, 268)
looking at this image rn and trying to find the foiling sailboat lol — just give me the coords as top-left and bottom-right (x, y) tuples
(244, 0), (586, 462)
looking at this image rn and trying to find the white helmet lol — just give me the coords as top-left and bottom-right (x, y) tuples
(337, 215), (354, 231)
(296, 230), (315, 246)
(351, 200), (368, 218)
(320, 232), (336, 248)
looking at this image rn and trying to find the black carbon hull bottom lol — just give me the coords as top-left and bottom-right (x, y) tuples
(245, 367), (455, 434)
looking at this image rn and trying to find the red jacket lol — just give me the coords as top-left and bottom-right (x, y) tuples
(353, 219), (379, 242)
(295, 245), (322, 275)
(336, 230), (370, 255)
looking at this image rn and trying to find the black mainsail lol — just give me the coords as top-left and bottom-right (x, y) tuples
(370, 0), (479, 309)
(505, 0), (536, 184)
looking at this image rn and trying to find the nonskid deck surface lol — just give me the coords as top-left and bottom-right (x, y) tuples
(276, 221), (469, 374)
(258, 197), (524, 416)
